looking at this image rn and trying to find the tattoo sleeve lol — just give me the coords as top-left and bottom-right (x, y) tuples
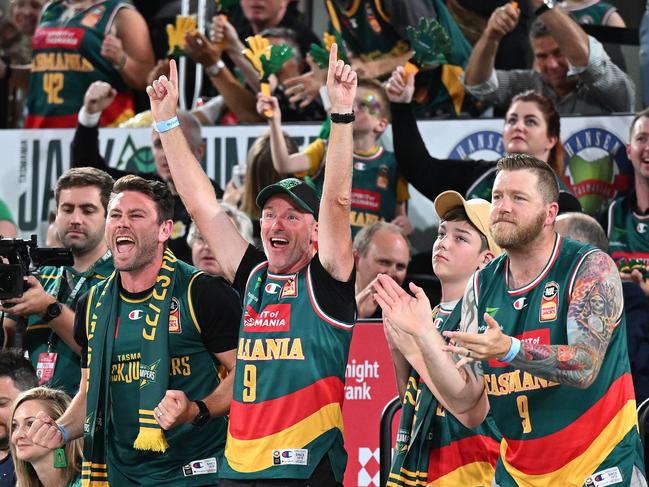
(457, 275), (484, 381)
(510, 251), (623, 388)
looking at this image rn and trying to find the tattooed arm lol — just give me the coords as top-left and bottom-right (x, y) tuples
(509, 250), (623, 388)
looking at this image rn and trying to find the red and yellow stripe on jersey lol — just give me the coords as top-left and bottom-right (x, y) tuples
(388, 434), (499, 486)
(501, 373), (637, 485)
(225, 376), (345, 473)
(387, 304), (501, 487)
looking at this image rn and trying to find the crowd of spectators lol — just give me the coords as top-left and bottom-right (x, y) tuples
(2, 0), (649, 485)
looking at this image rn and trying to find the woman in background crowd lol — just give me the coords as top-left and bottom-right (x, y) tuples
(10, 387), (82, 487)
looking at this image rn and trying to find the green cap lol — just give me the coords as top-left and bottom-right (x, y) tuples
(256, 178), (320, 220)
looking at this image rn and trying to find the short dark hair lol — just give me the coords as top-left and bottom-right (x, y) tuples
(0, 349), (38, 392)
(357, 78), (391, 122)
(529, 19), (550, 41)
(629, 107), (649, 139)
(496, 153), (559, 204)
(55, 167), (114, 212)
(441, 206), (489, 253)
(111, 175), (174, 223)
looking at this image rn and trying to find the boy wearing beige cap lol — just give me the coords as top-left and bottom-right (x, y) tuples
(379, 191), (502, 486)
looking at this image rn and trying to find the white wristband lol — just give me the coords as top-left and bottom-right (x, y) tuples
(499, 337), (521, 363)
(153, 116), (180, 133)
(78, 106), (101, 127)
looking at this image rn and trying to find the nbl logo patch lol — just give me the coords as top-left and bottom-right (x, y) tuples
(540, 281), (559, 322)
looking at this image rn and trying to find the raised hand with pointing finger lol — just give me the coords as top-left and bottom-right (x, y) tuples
(326, 43), (356, 114)
(146, 59), (180, 123)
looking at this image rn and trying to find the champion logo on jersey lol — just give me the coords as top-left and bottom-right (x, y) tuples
(513, 297), (527, 310)
(584, 466), (623, 487)
(182, 457), (217, 477)
(272, 449), (308, 466)
(638, 223), (648, 234)
(128, 309), (143, 320)
(353, 162), (366, 171)
(265, 283), (282, 294)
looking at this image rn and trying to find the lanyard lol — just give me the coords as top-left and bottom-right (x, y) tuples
(46, 250), (112, 351)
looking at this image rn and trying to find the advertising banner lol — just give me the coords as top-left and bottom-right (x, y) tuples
(0, 115), (633, 250)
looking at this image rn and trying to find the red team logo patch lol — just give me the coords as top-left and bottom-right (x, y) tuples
(540, 281), (559, 322)
(33, 27), (85, 49)
(280, 277), (297, 298)
(351, 189), (382, 211)
(81, 6), (105, 28)
(244, 304), (291, 332)
(168, 297), (181, 333)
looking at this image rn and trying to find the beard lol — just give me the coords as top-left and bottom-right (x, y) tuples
(112, 236), (159, 272)
(0, 434), (8, 451)
(491, 209), (545, 250)
(60, 228), (104, 256)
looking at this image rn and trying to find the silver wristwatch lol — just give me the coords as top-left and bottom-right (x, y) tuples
(206, 60), (225, 77)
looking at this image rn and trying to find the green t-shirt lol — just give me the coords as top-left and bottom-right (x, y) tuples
(23, 253), (113, 396)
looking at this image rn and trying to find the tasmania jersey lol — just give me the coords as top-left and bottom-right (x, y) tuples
(388, 303), (501, 487)
(75, 263), (240, 486)
(607, 194), (649, 267)
(25, 0), (134, 128)
(304, 140), (408, 237)
(221, 256), (354, 481)
(475, 234), (643, 486)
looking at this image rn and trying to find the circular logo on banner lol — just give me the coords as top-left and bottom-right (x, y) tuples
(448, 131), (506, 160)
(563, 128), (631, 215)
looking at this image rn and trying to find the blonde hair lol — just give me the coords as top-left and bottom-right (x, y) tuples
(10, 387), (82, 487)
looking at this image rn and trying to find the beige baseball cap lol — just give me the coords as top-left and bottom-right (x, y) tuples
(434, 190), (502, 256)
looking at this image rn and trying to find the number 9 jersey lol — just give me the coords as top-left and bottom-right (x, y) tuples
(221, 251), (354, 481)
(476, 234), (644, 486)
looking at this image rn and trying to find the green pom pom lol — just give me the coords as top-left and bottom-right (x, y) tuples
(406, 17), (451, 67)
(260, 43), (294, 80)
(309, 43), (330, 69)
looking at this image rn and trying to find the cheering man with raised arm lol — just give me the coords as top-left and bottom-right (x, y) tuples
(145, 45), (357, 485)
(375, 154), (645, 486)
(25, 176), (241, 486)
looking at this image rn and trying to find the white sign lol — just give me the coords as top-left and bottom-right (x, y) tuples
(0, 115), (633, 252)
